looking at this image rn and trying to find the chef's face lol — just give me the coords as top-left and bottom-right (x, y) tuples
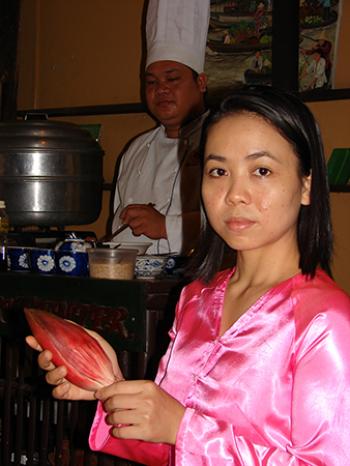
(144, 60), (207, 138)
(202, 112), (311, 256)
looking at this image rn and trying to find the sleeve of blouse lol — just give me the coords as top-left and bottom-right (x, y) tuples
(88, 307), (180, 465)
(174, 298), (350, 465)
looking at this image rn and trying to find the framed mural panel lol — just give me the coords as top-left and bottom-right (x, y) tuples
(300, 0), (350, 101)
(205, 0), (273, 103)
(205, 0), (350, 104)
(299, 0), (342, 92)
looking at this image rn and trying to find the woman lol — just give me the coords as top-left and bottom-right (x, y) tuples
(27, 86), (350, 465)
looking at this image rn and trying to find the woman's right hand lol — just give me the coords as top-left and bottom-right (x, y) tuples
(26, 335), (96, 400)
(25, 327), (123, 401)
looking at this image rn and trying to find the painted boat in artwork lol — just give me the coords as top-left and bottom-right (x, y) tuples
(207, 38), (271, 54)
(244, 68), (271, 85)
(210, 12), (272, 29)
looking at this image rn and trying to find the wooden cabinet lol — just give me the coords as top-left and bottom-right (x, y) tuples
(0, 272), (183, 466)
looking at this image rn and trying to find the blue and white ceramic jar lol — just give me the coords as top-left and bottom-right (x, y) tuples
(55, 239), (91, 276)
(56, 250), (89, 276)
(7, 246), (30, 272)
(30, 248), (57, 274)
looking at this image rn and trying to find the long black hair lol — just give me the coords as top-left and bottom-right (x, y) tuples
(190, 85), (333, 283)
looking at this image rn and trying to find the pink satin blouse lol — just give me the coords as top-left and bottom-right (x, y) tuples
(89, 269), (350, 465)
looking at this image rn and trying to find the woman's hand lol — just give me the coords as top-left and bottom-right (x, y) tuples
(26, 327), (123, 401)
(96, 380), (185, 445)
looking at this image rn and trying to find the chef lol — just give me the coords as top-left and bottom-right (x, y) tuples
(111, 0), (210, 255)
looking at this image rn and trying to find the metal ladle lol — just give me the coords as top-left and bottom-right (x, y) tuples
(96, 224), (129, 247)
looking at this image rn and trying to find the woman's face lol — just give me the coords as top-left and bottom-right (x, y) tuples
(202, 112), (311, 255)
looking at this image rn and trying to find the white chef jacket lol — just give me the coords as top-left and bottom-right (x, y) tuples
(112, 113), (207, 254)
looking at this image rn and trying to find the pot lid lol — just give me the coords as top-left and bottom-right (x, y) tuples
(0, 119), (103, 152)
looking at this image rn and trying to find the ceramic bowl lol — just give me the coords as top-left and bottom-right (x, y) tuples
(135, 254), (168, 279)
(7, 246), (30, 272)
(29, 248), (57, 274)
(119, 242), (152, 255)
(102, 241), (152, 255)
(56, 250), (89, 276)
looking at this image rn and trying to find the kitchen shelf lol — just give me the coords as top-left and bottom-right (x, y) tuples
(17, 102), (147, 118)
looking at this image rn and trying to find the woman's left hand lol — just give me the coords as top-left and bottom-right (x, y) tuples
(95, 380), (185, 445)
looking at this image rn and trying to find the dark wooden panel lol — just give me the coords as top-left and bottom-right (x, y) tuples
(0, 0), (20, 120)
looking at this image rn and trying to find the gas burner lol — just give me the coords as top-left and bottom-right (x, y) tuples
(8, 230), (96, 248)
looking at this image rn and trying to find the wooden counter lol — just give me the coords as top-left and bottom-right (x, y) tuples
(0, 272), (184, 373)
(0, 271), (185, 466)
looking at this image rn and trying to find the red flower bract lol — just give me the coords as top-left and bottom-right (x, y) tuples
(25, 308), (116, 391)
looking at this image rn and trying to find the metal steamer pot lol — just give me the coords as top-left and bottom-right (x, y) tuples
(0, 118), (104, 227)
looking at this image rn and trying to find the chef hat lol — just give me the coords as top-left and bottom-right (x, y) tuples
(145, 0), (210, 74)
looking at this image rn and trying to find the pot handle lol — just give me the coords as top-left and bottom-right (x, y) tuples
(24, 112), (49, 121)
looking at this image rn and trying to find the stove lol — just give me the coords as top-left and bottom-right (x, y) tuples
(8, 229), (96, 248)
